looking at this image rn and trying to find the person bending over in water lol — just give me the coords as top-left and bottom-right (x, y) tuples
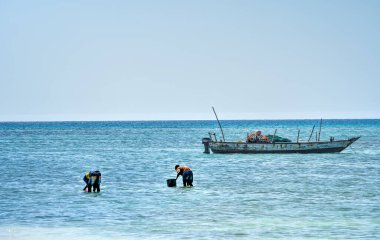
(175, 165), (193, 187)
(83, 170), (102, 192)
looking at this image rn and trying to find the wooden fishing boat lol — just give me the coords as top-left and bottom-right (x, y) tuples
(202, 136), (360, 154)
(202, 107), (360, 154)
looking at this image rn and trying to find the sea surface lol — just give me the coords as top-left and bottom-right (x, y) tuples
(0, 119), (379, 239)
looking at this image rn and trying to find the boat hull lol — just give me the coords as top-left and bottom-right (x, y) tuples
(208, 137), (360, 154)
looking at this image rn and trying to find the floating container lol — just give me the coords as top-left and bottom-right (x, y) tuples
(166, 179), (176, 187)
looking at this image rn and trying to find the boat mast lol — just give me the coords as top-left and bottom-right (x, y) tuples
(297, 129), (300, 143)
(318, 118), (322, 142)
(212, 106), (225, 142)
(308, 125), (315, 142)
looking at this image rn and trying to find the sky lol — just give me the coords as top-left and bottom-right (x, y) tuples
(1, 0), (379, 121)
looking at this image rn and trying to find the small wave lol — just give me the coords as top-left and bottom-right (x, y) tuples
(357, 149), (380, 155)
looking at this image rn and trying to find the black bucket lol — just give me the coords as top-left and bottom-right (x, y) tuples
(167, 179), (177, 187)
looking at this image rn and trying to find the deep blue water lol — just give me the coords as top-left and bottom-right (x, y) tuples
(0, 120), (379, 239)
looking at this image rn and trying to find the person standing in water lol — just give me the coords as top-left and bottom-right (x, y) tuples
(175, 165), (193, 187)
(83, 170), (102, 192)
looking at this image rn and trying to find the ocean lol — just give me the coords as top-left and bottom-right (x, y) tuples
(0, 120), (379, 239)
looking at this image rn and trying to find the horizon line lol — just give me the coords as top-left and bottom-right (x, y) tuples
(1, 117), (380, 123)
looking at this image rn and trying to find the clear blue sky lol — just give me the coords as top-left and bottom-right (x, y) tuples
(1, 0), (379, 121)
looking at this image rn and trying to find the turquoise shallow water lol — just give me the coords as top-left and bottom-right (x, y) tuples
(0, 120), (379, 239)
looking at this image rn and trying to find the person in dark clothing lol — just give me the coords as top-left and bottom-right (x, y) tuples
(83, 170), (101, 192)
(175, 165), (193, 187)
